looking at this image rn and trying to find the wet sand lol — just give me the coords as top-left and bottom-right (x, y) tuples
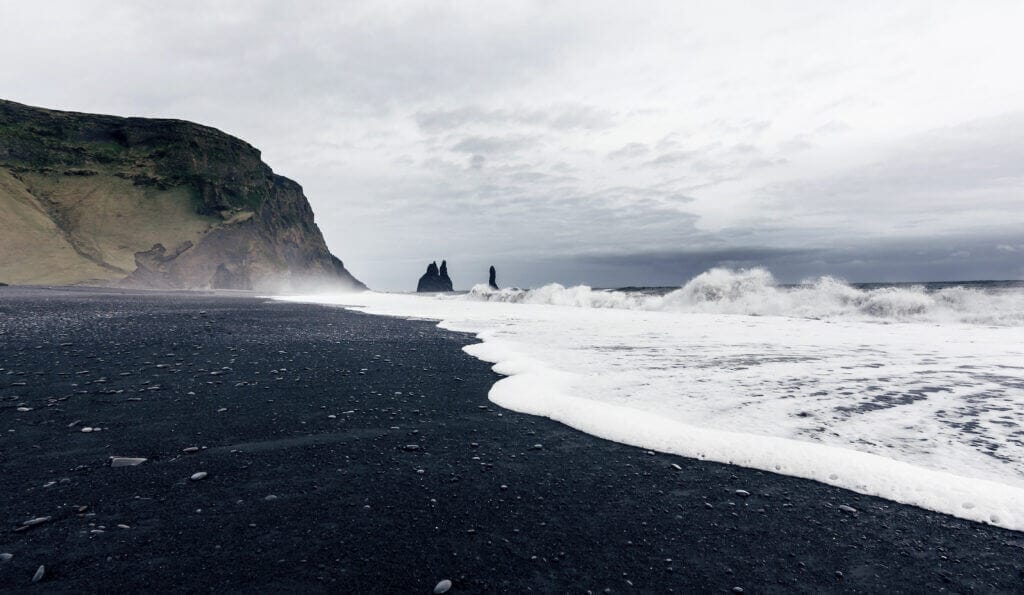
(1, 286), (1022, 592)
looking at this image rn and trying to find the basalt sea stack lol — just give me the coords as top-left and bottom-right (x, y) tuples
(0, 99), (364, 291)
(488, 265), (499, 290)
(417, 260), (453, 292)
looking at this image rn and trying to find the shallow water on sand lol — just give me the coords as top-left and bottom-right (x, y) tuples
(279, 269), (1024, 530)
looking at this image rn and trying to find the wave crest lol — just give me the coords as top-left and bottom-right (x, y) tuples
(467, 268), (1024, 325)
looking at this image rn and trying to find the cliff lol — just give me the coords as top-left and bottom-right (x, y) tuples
(0, 99), (364, 291)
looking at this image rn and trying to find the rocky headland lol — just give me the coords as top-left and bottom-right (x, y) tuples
(0, 99), (364, 291)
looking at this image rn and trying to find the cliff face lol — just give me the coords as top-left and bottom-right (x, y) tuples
(0, 99), (364, 291)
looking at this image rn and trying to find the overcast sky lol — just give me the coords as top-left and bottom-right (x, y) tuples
(3, 0), (1023, 289)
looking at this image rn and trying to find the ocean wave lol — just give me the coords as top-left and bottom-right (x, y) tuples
(466, 267), (1024, 325)
(276, 288), (1024, 532)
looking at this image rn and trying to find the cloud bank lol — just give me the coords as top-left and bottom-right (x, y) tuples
(2, 0), (1022, 289)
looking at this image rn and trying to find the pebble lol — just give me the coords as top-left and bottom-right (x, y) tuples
(190, 472), (208, 481)
(671, 463), (682, 470)
(838, 504), (857, 514)
(433, 579), (452, 594)
(734, 489), (751, 497)
(110, 457), (147, 467)
(531, 444), (543, 450)
(183, 447), (200, 453)
(264, 494), (278, 501)
(20, 516), (52, 529)
(0, 553), (12, 562)
(732, 588), (743, 594)
(403, 444), (421, 451)
(32, 565), (45, 583)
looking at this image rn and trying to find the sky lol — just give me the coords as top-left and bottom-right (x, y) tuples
(2, 0), (1023, 290)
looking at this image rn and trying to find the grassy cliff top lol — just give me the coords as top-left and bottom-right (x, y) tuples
(0, 99), (277, 213)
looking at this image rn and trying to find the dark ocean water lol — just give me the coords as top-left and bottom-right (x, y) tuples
(615, 279), (1024, 295)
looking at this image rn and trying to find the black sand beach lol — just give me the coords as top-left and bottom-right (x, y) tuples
(1, 286), (1022, 593)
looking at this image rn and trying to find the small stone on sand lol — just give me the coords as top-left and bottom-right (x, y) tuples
(110, 457), (147, 467)
(20, 516), (52, 529)
(434, 578), (452, 594)
(32, 565), (45, 583)
(735, 490), (751, 497)
(190, 472), (208, 481)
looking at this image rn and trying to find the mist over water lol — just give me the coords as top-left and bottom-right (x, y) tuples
(466, 268), (1024, 326)
(279, 267), (1024, 531)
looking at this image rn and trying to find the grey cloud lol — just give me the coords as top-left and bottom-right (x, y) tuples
(815, 120), (851, 135)
(644, 150), (696, 167)
(755, 113), (1024, 232)
(731, 143), (759, 154)
(607, 142), (650, 160)
(450, 135), (538, 155)
(778, 136), (814, 152)
(746, 120), (772, 134)
(416, 104), (615, 134)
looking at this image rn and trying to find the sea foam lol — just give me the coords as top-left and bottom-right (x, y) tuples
(467, 267), (1024, 326)
(277, 269), (1024, 531)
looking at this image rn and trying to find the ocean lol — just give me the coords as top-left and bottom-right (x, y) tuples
(278, 268), (1024, 531)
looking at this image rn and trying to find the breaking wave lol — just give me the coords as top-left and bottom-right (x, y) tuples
(467, 267), (1024, 325)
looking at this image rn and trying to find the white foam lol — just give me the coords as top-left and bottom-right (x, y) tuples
(467, 267), (1024, 326)
(276, 274), (1024, 532)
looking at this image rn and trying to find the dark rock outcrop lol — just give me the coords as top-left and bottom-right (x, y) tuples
(0, 98), (365, 291)
(417, 260), (453, 292)
(488, 265), (499, 290)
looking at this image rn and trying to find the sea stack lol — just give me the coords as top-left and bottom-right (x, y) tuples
(416, 260), (454, 292)
(488, 266), (499, 290)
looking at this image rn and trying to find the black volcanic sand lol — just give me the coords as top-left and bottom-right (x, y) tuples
(1, 287), (1022, 593)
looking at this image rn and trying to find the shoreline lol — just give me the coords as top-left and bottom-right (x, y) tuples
(1, 286), (1022, 591)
